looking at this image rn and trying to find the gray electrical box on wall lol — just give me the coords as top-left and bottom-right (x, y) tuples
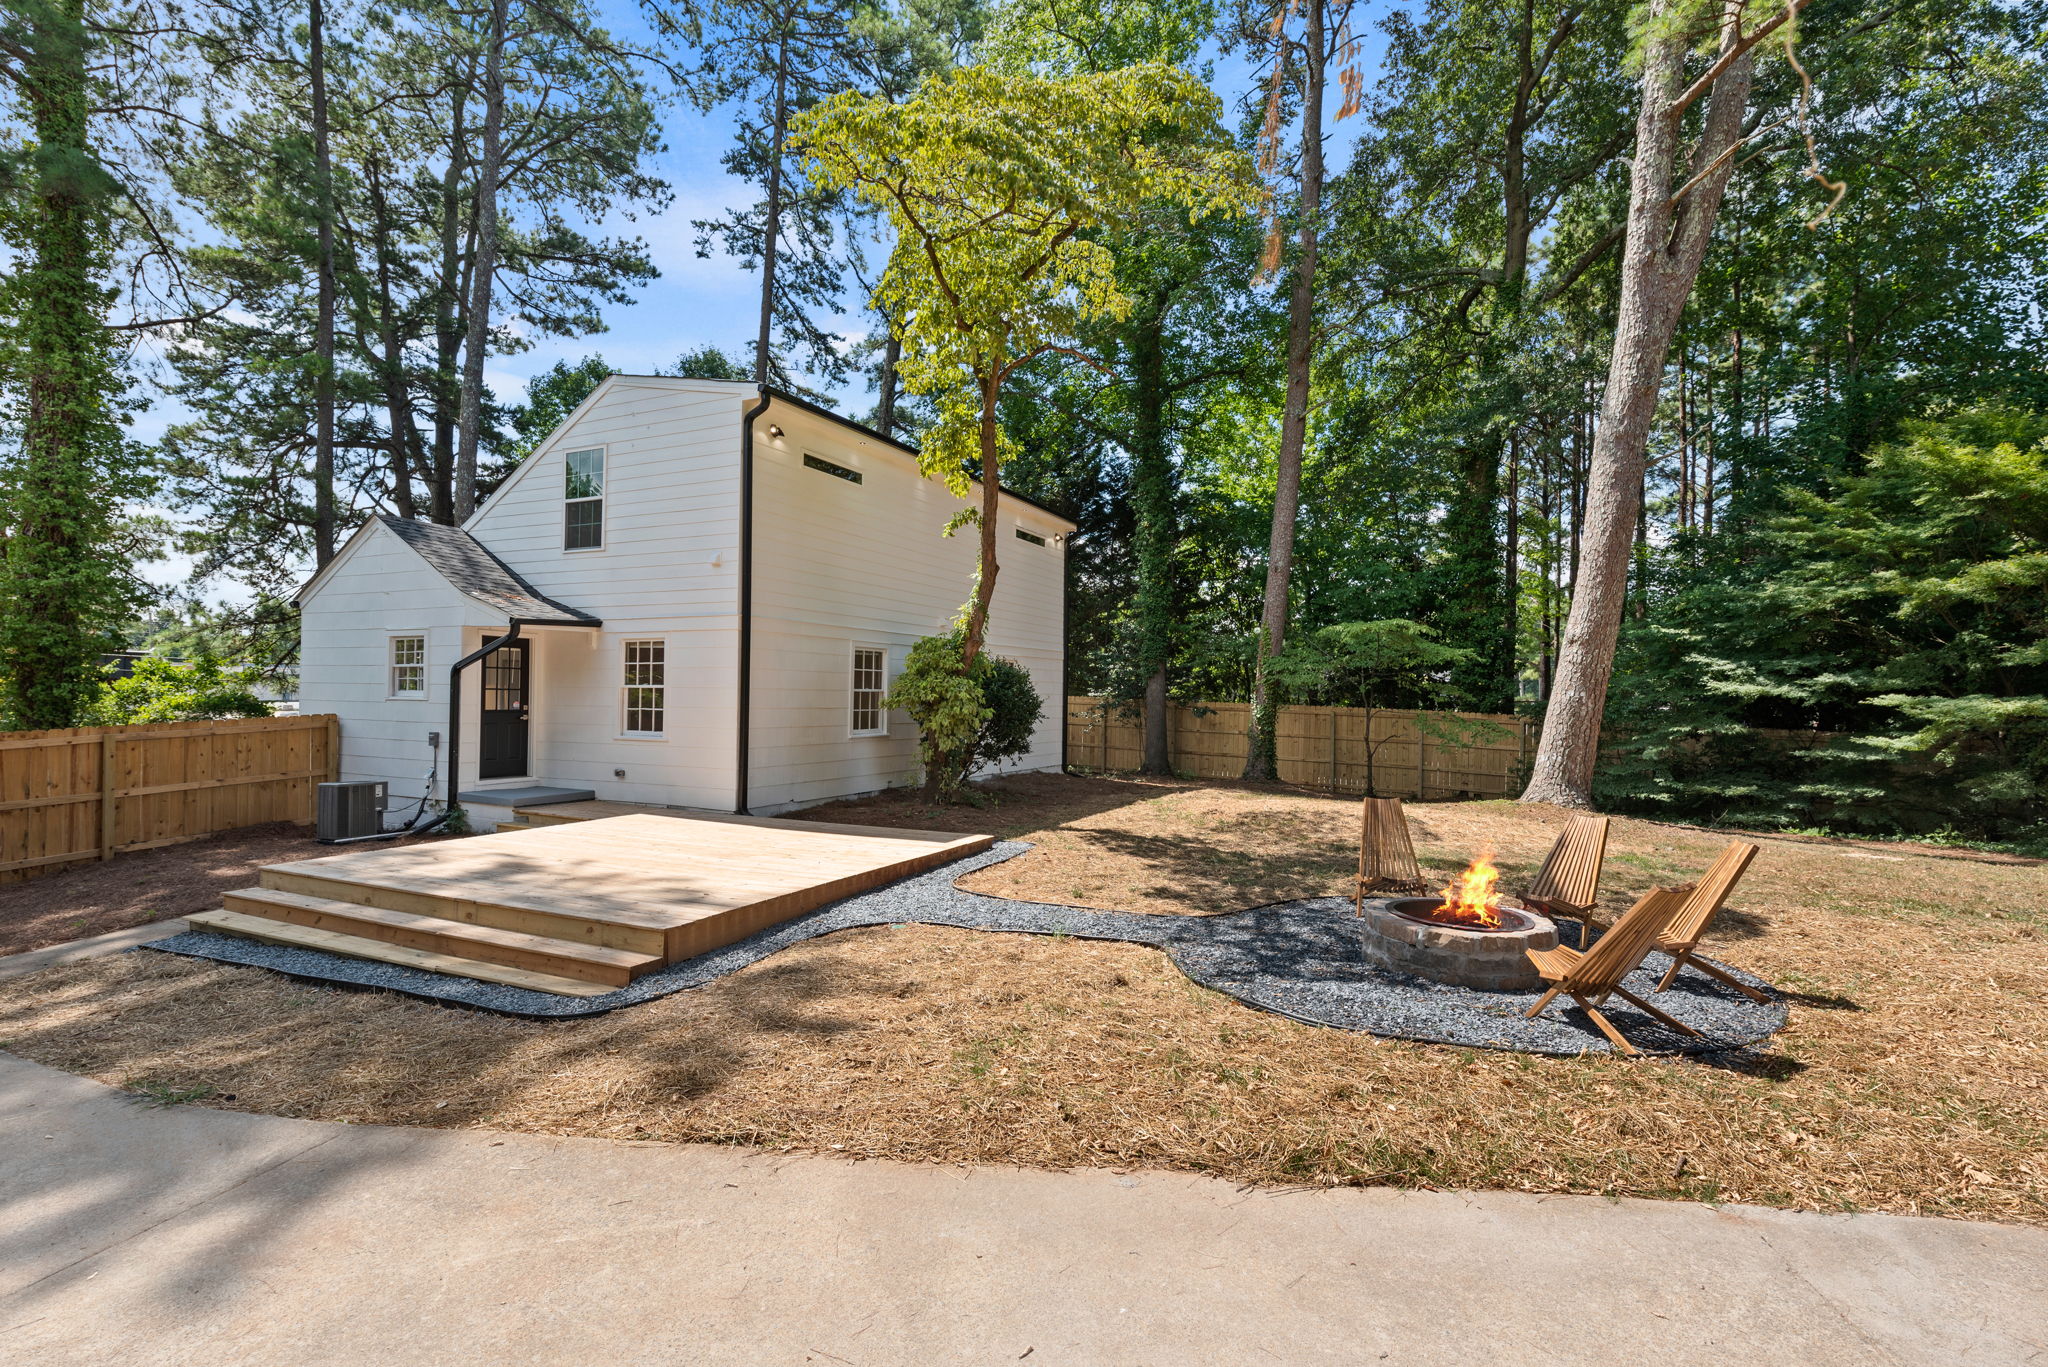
(316, 781), (387, 840)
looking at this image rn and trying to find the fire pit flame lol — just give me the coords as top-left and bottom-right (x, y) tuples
(1435, 848), (1503, 929)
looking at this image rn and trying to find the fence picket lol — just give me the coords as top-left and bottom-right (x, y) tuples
(1065, 696), (1529, 799)
(0, 714), (337, 883)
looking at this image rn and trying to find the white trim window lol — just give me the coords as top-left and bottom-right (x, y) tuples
(850, 645), (887, 737)
(564, 447), (605, 550)
(389, 634), (427, 698)
(621, 639), (665, 737)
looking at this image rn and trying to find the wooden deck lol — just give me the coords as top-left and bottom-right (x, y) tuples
(187, 810), (992, 997)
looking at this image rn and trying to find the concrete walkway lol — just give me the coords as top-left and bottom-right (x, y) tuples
(2, 1053), (2042, 1366)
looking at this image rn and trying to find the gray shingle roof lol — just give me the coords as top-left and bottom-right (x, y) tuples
(377, 515), (599, 626)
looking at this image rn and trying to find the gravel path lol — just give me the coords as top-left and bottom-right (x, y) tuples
(142, 841), (1786, 1056)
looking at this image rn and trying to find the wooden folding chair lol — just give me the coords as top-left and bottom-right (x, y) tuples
(1354, 796), (1428, 914)
(1653, 840), (1766, 1002)
(1524, 887), (1699, 1056)
(1517, 814), (1610, 928)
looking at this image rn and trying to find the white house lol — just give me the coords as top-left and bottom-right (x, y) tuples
(295, 378), (1074, 827)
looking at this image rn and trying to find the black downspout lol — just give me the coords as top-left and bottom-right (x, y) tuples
(736, 386), (773, 814)
(446, 620), (524, 812)
(1060, 532), (1071, 774)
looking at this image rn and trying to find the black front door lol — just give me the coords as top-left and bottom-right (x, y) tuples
(478, 641), (530, 779)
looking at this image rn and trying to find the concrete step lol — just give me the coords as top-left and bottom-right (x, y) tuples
(216, 887), (659, 987)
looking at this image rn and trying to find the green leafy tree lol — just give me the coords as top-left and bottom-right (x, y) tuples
(0, 0), (158, 730)
(1600, 409), (2048, 842)
(85, 655), (272, 725)
(1268, 619), (1504, 795)
(791, 61), (1256, 676)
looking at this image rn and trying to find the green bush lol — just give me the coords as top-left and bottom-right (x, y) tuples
(885, 633), (1044, 799)
(84, 654), (272, 725)
(965, 654), (1044, 781)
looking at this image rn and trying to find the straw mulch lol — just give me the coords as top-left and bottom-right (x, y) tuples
(4, 774), (2043, 1225)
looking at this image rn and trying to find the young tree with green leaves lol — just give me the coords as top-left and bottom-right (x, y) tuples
(792, 62), (1256, 677)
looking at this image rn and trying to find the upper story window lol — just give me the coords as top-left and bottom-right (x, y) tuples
(389, 635), (426, 698)
(850, 645), (887, 736)
(1015, 527), (1047, 546)
(564, 448), (604, 550)
(622, 639), (665, 737)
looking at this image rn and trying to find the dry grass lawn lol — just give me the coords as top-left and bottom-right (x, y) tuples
(3, 774), (2044, 1225)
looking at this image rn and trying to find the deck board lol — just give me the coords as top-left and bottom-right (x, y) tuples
(234, 812), (993, 988)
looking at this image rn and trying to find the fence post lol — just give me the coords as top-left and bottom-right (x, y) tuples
(1328, 708), (1339, 794)
(1417, 719), (1429, 802)
(1101, 698), (1110, 771)
(98, 731), (117, 860)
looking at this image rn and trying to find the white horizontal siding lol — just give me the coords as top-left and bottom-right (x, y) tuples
(454, 377), (745, 807)
(298, 522), (501, 805)
(747, 402), (1068, 811)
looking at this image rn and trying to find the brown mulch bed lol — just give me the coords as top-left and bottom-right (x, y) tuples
(3, 774), (2045, 1225)
(0, 823), (450, 958)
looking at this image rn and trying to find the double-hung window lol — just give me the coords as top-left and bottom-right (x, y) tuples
(850, 646), (887, 737)
(622, 640), (665, 737)
(389, 635), (426, 698)
(564, 448), (605, 550)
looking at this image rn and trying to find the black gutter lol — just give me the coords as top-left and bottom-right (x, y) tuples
(736, 386), (774, 814)
(1060, 532), (1071, 774)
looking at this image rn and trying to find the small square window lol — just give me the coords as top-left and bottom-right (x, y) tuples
(622, 640), (665, 736)
(389, 635), (426, 697)
(850, 646), (887, 736)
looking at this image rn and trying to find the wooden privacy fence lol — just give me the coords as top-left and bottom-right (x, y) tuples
(0, 714), (339, 884)
(1066, 697), (1534, 799)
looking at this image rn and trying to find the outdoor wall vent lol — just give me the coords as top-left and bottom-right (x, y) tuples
(803, 453), (862, 485)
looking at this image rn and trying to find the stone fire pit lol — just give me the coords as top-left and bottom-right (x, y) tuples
(1357, 896), (1559, 992)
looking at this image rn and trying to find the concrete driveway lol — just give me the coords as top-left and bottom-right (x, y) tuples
(2, 1051), (2042, 1366)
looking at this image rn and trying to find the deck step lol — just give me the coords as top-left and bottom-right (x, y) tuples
(218, 887), (660, 987)
(184, 909), (617, 998)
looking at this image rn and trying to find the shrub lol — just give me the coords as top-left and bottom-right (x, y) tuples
(885, 633), (1044, 799)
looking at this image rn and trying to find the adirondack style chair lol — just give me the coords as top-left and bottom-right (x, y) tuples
(1516, 814), (1610, 928)
(1354, 796), (1429, 913)
(1653, 840), (1766, 1002)
(1524, 886), (1699, 1056)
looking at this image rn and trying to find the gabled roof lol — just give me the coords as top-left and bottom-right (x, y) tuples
(375, 516), (599, 626)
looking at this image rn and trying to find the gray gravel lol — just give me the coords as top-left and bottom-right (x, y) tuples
(143, 840), (1787, 1056)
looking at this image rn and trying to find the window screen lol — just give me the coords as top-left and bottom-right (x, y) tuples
(565, 449), (604, 549)
(850, 646), (886, 736)
(390, 636), (426, 697)
(623, 640), (665, 735)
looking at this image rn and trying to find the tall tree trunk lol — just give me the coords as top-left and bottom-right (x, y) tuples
(1522, 0), (1759, 806)
(366, 158), (418, 519)
(754, 21), (791, 386)
(931, 372), (1005, 801)
(876, 329), (900, 435)
(309, 0), (339, 565)
(1243, 0), (1326, 781)
(454, 0), (508, 522)
(1130, 287), (1175, 775)
(431, 99), (466, 524)
(0, 0), (124, 728)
